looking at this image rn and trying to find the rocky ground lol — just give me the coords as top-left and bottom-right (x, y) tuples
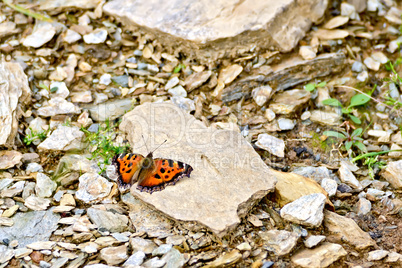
(0, 0), (401, 267)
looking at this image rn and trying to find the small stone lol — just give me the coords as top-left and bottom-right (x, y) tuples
(37, 97), (81, 117)
(99, 73), (112, 85)
(35, 173), (57, 198)
(351, 61), (364, 72)
(236, 242), (251, 251)
(83, 29), (108, 44)
(291, 242), (347, 268)
(338, 161), (362, 190)
(0, 245), (14, 263)
(152, 244), (172, 256)
(310, 110), (341, 125)
(165, 77), (180, 90)
(1, 181), (25, 198)
(269, 89), (310, 115)
(321, 178), (338, 197)
(323, 16), (349, 29)
(304, 235), (326, 248)
(62, 29), (81, 44)
(314, 29), (349, 40)
(252, 85), (272, 106)
(130, 237), (157, 254)
(367, 250), (389, 262)
(280, 193), (326, 228)
(185, 71), (211, 91)
(26, 163), (43, 174)
(0, 217), (14, 226)
(60, 193), (76, 206)
(218, 64), (243, 84)
(38, 125), (84, 151)
(142, 257), (166, 268)
(71, 91), (93, 103)
(0, 151), (22, 169)
(386, 252), (402, 263)
(75, 173), (113, 203)
(23, 22), (56, 48)
(166, 235), (185, 246)
(14, 248), (32, 258)
(324, 210), (376, 250)
(371, 52), (388, 64)
(385, 7), (402, 25)
(277, 118), (295, 130)
(99, 245), (128, 266)
(161, 248), (186, 268)
(50, 81), (69, 99)
(1, 204), (19, 218)
(124, 251), (145, 266)
(364, 57), (380, 71)
(24, 196), (50, 211)
(260, 230), (299, 256)
(255, 133), (285, 157)
(355, 197), (371, 216)
(301, 111), (311, 120)
(27, 241), (55, 250)
(356, 71), (368, 82)
(299, 46), (316, 60)
(265, 109), (276, 121)
(381, 160), (402, 189)
(204, 250), (241, 267)
(341, 2), (359, 19)
(87, 208), (128, 232)
(168, 85), (187, 97)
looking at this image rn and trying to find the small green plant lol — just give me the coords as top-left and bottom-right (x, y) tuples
(304, 81), (327, 92)
(81, 119), (129, 173)
(173, 63), (186, 74)
(363, 155), (387, 179)
(23, 127), (49, 145)
(38, 83), (58, 93)
(323, 127), (367, 155)
(322, 91), (372, 124)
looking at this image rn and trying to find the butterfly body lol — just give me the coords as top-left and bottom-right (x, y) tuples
(112, 152), (193, 193)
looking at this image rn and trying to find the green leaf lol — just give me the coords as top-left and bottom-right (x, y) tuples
(349, 93), (371, 107)
(341, 107), (350, 114)
(50, 87), (58, 93)
(354, 141), (367, 152)
(317, 81), (327, 88)
(348, 114), (361, 124)
(351, 128), (363, 137)
(322, 98), (342, 107)
(345, 141), (353, 151)
(173, 64), (185, 74)
(304, 83), (316, 92)
(323, 131), (346, 139)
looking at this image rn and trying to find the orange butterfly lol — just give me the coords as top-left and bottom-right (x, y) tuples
(112, 141), (193, 193)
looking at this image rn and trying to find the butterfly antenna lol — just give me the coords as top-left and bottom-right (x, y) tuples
(151, 139), (167, 154)
(141, 135), (149, 152)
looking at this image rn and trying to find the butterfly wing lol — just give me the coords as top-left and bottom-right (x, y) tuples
(137, 158), (193, 193)
(112, 153), (144, 189)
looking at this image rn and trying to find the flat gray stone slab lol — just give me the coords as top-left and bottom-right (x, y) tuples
(120, 102), (276, 237)
(103, 0), (328, 60)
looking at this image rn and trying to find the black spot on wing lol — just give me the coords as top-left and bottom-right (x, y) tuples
(154, 174), (161, 179)
(160, 168), (165, 173)
(168, 159), (174, 167)
(125, 169), (132, 173)
(127, 154), (133, 160)
(177, 161), (184, 169)
(128, 162), (133, 168)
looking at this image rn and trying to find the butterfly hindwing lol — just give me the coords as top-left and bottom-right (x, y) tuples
(137, 158), (193, 193)
(112, 153), (144, 189)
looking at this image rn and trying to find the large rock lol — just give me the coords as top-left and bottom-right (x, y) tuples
(0, 209), (60, 248)
(38, 125), (85, 151)
(103, 0), (328, 61)
(0, 60), (31, 147)
(323, 210), (376, 250)
(120, 102), (276, 237)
